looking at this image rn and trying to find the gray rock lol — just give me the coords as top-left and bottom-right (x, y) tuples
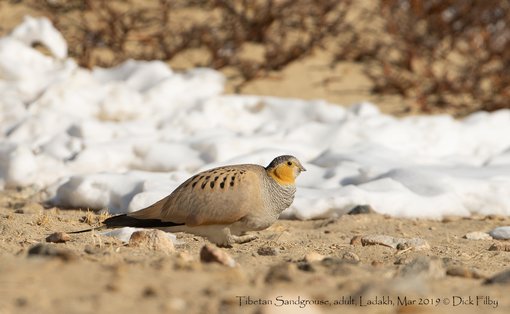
(489, 226), (510, 240)
(399, 256), (445, 279)
(265, 263), (296, 283)
(348, 205), (376, 215)
(257, 246), (280, 256)
(484, 269), (510, 285)
(488, 242), (510, 252)
(27, 243), (76, 261)
(342, 251), (360, 262)
(464, 231), (492, 240)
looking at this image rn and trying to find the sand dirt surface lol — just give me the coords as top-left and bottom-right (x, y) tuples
(1, 3), (510, 314)
(1, 188), (509, 314)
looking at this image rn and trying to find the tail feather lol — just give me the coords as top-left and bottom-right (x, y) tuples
(69, 214), (185, 234)
(103, 214), (184, 228)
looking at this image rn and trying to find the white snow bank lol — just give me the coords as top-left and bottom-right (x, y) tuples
(1, 17), (510, 219)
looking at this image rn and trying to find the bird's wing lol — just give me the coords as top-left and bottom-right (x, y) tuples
(129, 165), (266, 226)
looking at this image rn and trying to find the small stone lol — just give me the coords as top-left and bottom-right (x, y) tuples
(394, 256), (411, 265)
(396, 242), (411, 250)
(489, 226), (510, 240)
(142, 286), (157, 297)
(360, 235), (430, 251)
(446, 266), (486, 279)
(399, 256), (445, 279)
(464, 231), (492, 240)
(46, 232), (71, 243)
(27, 243), (76, 261)
(265, 263), (296, 283)
(484, 269), (510, 285)
(348, 205), (376, 215)
(257, 246), (280, 256)
(200, 244), (236, 267)
(342, 251), (360, 262)
(371, 260), (383, 267)
(84, 245), (101, 255)
(350, 235), (363, 246)
(488, 242), (510, 252)
(296, 261), (314, 272)
(304, 252), (325, 263)
(128, 229), (175, 253)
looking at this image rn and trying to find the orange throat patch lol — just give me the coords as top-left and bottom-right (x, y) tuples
(268, 166), (295, 185)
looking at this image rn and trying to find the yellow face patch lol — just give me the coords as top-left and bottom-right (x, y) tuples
(268, 164), (296, 185)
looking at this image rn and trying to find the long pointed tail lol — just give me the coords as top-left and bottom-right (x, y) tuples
(103, 214), (184, 228)
(70, 214), (184, 233)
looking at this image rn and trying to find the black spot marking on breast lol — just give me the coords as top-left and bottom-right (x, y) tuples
(192, 181), (198, 188)
(205, 176), (210, 180)
(210, 181), (215, 188)
(220, 182), (225, 189)
(214, 176), (219, 181)
(230, 181), (234, 187)
(201, 181), (207, 189)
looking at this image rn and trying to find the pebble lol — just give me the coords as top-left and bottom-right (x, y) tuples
(399, 256), (445, 279)
(265, 263), (296, 283)
(128, 229), (175, 253)
(199, 244), (236, 267)
(350, 235), (363, 245)
(342, 251), (360, 262)
(360, 235), (430, 251)
(27, 243), (76, 261)
(484, 269), (510, 285)
(394, 256), (411, 265)
(46, 232), (71, 243)
(84, 245), (101, 255)
(489, 226), (510, 240)
(488, 242), (510, 252)
(304, 252), (325, 263)
(257, 246), (280, 256)
(347, 205), (376, 215)
(464, 231), (492, 240)
(446, 266), (486, 279)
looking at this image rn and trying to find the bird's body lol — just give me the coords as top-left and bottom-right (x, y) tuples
(103, 155), (305, 246)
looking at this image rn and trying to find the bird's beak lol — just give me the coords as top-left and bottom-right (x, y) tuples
(298, 163), (306, 172)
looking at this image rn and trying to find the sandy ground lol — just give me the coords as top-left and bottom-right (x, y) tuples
(1, 3), (510, 314)
(1, 188), (510, 314)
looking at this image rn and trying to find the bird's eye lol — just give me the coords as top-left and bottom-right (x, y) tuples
(287, 161), (292, 166)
